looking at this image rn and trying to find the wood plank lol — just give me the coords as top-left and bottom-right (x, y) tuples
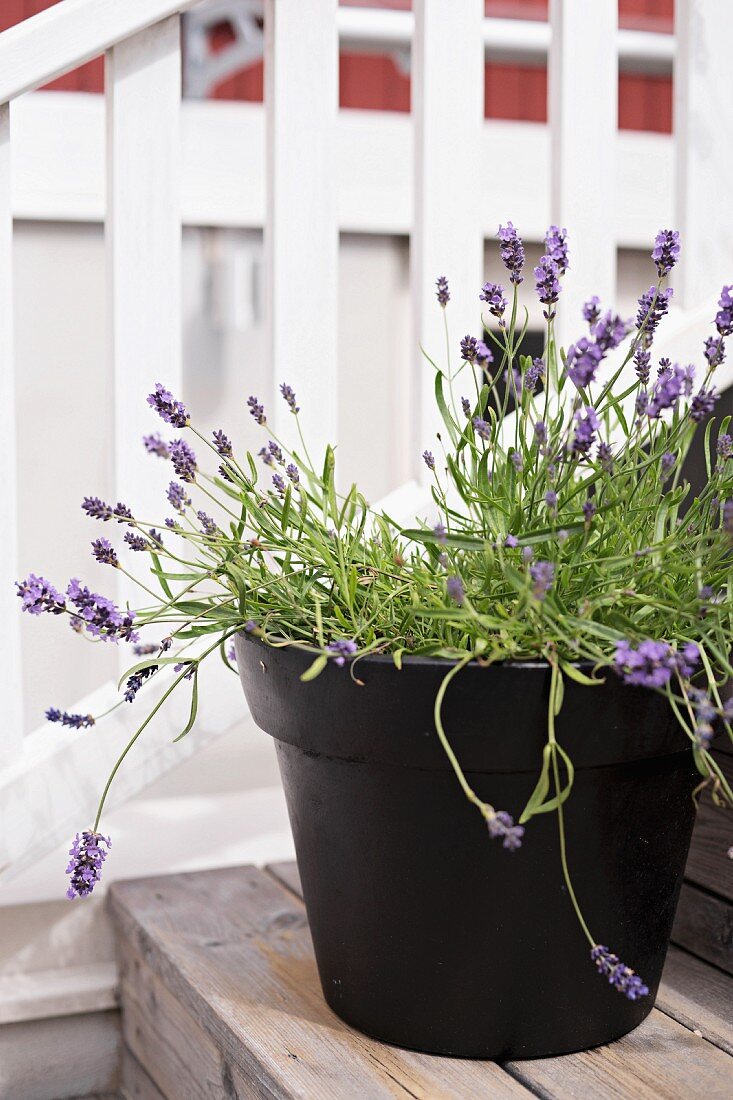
(0, 1009), (120, 1100)
(672, 882), (733, 974)
(411, 0), (484, 482)
(264, 0), (339, 459)
(685, 751), (733, 901)
(657, 945), (733, 1056)
(120, 1047), (167, 1100)
(265, 860), (302, 898)
(548, 0), (617, 346)
(506, 1008), (733, 1099)
(0, 100), (22, 763)
(109, 866), (530, 1099)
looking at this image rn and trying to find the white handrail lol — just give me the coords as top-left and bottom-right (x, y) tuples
(0, 0), (200, 104)
(0, 0), (676, 107)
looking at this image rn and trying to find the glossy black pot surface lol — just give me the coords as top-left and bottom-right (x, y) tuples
(235, 633), (698, 1059)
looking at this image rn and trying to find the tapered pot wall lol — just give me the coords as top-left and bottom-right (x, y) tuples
(235, 634), (698, 1060)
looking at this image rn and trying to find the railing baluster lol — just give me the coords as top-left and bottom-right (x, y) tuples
(106, 17), (182, 612)
(412, 0), (484, 480)
(0, 102), (23, 758)
(549, 0), (617, 343)
(675, 0), (733, 310)
(264, 0), (338, 457)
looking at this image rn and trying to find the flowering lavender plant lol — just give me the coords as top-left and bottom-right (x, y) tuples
(18, 227), (733, 1003)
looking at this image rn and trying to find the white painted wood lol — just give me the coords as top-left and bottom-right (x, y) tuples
(10, 93), (674, 245)
(264, 0), (338, 456)
(0, 104), (22, 764)
(675, 0), (733, 310)
(336, 7), (673, 72)
(0, 659), (242, 886)
(0, 0), (199, 104)
(411, 0), (484, 480)
(549, 0), (618, 346)
(0, 963), (117, 1025)
(106, 18), (182, 614)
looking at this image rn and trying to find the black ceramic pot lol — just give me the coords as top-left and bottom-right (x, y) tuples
(235, 633), (698, 1060)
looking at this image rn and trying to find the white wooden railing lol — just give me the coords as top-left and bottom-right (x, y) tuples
(0, 0), (731, 891)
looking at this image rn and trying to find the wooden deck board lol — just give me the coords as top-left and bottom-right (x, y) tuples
(109, 863), (733, 1099)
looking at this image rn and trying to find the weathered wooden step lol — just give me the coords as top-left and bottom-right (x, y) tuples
(109, 863), (733, 1100)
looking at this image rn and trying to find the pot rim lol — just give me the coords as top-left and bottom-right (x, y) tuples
(237, 630), (600, 672)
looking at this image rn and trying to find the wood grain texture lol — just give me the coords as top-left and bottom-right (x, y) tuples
(657, 945), (733, 1056)
(120, 1046), (167, 1100)
(672, 882), (733, 974)
(506, 1008), (733, 1100)
(110, 867), (530, 1099)
(0, 1009), (120, 1100)
(684, 752), (733, 901)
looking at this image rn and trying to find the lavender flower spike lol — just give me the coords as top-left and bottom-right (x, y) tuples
(143, 433), (170, 458)
(247, 395), (266, 425)
(446, 575), (465, 605)
(280, 383), (300, 414)
(460, 335), (479, 363)
(91, 538), (119, 568)
(16, 574), (66, 616)
(422, 450), (435, 471)
(498, 222), (525, 284)
(327, 639), (358, 667)
(479, 281), (508, 319)
(544, 225), (569, 275)
(583, 296), (601, 326)
(66, 830), (111, 899)
(435, 275), (450, 307)
(715, 286), (733, 336)
(212, 429), (233, 457)
(487, 809), (524, 851)
(566, 338), (603, 389)
(530, 560), (555, 601)
(46, 708), (95, 729)
(147, 383), (189, 428)
(651, 229), (680, 279)
(534, 256), (561, 316)
(591, 945), (648, 1000)
(170, 438), (197, 483)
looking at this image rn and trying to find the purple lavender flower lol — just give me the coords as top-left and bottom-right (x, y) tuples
(510, 449), (523, 472)
(461, 397), (472, 417)
(690, 387), (719, 422)
(476, 340), (494, 366)
(505, 366), (523, 399)
(715, 286), (733, 336)
(227, 645), (237, 664)
(591, 946), (648, 1001)
(446, 574), (465, 605)
(724, 500), (733, 536)
(680, 363), (696, 396)
(66, 579), (137, 644)
(16, 574), (65, 616)
(280, 383), (300, 414)
(170, 438), (197, 483)
(534, 256), (561, 315)
(571, 406), (600, 457)
(544, 225), (569, 275)
(675, 642), (700, 679)
(327, 639), (358, 666)
(488, 810), (524, 851)
(124, 532), (148, 552)
(132, 643), (158, 656)
(167, 481), (190, 514)
(636, 285), (673, 346)
(592, 312), (630, 353)
(479, 281), (508, 318)
(597, 441), (614, 473)
(525, 357), (545, 393)
(124, 664), (158, 703)
(247, 395), (266, 425)
(530, 560), (555, 600)
(143, 433), (170, 458)
(566, 338), (603, 389)
(244, 619), (258, 633)
(212, 430), (233, 457)
(113, 503), (133, 525)
(91, 538), (119, 568)
(661, 452), (676, 479)
(583, 296), (601, 326)
(522, 546), (534, 563)
(544, 490), (558, 515)
(633, 347), (651, 385)
(652, 229), (680, 278)
(646, 364), (686, 418)
(582, 499), (596, 524)
(258, 446), (274, 467)
(147, 383), (188, 428)
(268, 440), (284, 464)
(46, 708), (95, 729)
(498, 221), (525, 284)
(197, 510), (218, 536)
(286, 463), (300, 485)
(435, 275), (450, 307)
(614, 638), (698, 689)
(460, 335), (479, 362)
(473, 417), (491, 441)
(534, 420), (547, 447)
(504, 534), (519, 549)
(704, 335), (726, 369)
(717, 434), (732, 460)
(423, 450), (435, 471)
(82, 496), (113, 521)
(66, 830), (111, 900)
(433, 523), (447, 544)
(272, 473), (286, 496)
(688, 686), (717, 751)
